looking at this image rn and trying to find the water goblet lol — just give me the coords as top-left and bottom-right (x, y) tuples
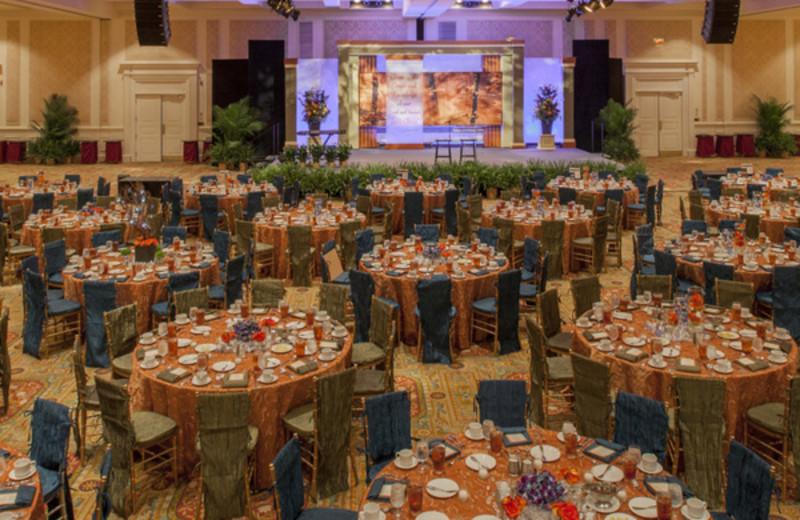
(157, 340), (168, 358)
(390, 482), (406, 519)
(416, 440), (429, 472)
(189, 307), (197, 324)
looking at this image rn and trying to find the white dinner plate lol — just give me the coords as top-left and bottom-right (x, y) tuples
(425, 478), (459, 499)
(393, 455), (419, 470)
(637, 461), (663, 475)
(465, 453), (496, 471)
(195, 343), (216, 353)
(471, 516), (501, 520)
(662, 347), (680, 358)
(258, 374), (278, 384)
(212, 361), (235, 372)
(628, 497), (657, 519)
(178, 338), (192, 348)
(623, 337), (646, 347)
(529, 444), (561, 462)
(175, 318), (191, 325)
(192, 375), (212, 387)
(139, 359), (159, 370)
(298, 330), (314, 339)
(178, 354), (198, 365)
(190, 326), (211, 335)
(605, 514), (635, 520)
(591, 464), (624, 483)
(416, 513), (449, 520)
(272, 343), (293, 354)
(9, 467), (37, 481)
(713, 363), (733, 374)
(139, 336), (157, 345)
(590, 496), (620, 513)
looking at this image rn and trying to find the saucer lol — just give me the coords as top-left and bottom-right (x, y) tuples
(331, 330), (348, 338)
(681, 505), (710, 520)
(648, 358), (668, 369)
(598, 343), (615, 352)
(258, 374), (278, 384)
(9, 466), (37, 481)
(576, 320), (592, 329)
(628, 496), (657, 519)
(192, 375), (212, 386)
(623, 337), (646, 347)
(768, 354), (788, 364)
(263, 357), (281, 368)
(637, 461), (663, 474)
(589, 495), (620, 513)
(464, 429), (485, 441)
(318, 352), (336, 362)
(394, 455), (419, 470)
(133, 275), (147, 282)
(713, 363), (733, 373)
(139, 336), (157, 345)
(139, 359), (159, 369)
(662, 347), (680, 358)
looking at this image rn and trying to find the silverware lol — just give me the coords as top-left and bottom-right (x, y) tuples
(598, 463), (612, 478)
(630, 504), (656, 513)
(426, 484), (458, 494)
(468, 455), (487, 471)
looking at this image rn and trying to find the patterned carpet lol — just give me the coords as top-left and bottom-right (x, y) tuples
(0, 155), (799, 519)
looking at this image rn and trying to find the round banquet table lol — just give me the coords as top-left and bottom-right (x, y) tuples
(128, 309), (352, 489)
(62, 247), (221, 333)
(361, 428), (679, 519)
(254, 208), (366, 279)
(480, 203), (594, 276)
(572, 303), (799, 439)
(706, 201), (799, 244)
(361, 242), (508, 350)
(185, 183), (277, 229)
(545, 179), (639, 228)
(2, 185), (78, 215)
(368, 182), (447, 235)
(0, 444), (46, 520)
(663, 235), (800, 293)
(722, 176), (800, 200)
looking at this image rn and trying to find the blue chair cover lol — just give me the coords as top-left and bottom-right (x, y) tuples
(291, 181), (301, 206)
(558, 187), (577, 205)
(476, 380), (527, 428)
(350, 178), (360, 200)
(356, 229), (374, 265)
(44, 240), (66, 280)
(171, 178), (184, 193)
(746, 183), (763, 199)
(200, 175), (217, 184)
(23, 269), (46, 358)
(693, 170), (707, 189)
(415, 224), (439, 244)
(726, 167), (743, 174)
(18, 175), (36, 186)
(370, 173), (385, 184)
(97, 177), (110, 197)
(630, 260), (639, 300)
(93, 449), (112, 520)
(718, 219), (743, 233)
(637, 224), (655, 261)
(33, 193), (54, 213)
(497, 270), (521, 354)
(246, 191), (265, 221)
(273, 437), (306, 520)
(707, 178), (722, 201)
(198, 194), (219, 241)
(477, 227), (498, 249)
(282, 184), (294, 206)
(224, 255), (245, 307)
(703, 261), (734, 306)
(532, 171), (547, 190)
(169, 271), (200, 294)
(168, 190), (183, 226)
(91, 230), (121, 249)
(403, 192), (424, 239)
(349, 270), (374, 343)
(773, 265), (800, 341)
(785, 227), (800, 243)
(522, 238), (539, 274)
(77, 188), (94, 210)
(460, 177), (473, 200)
(681, 220), (708, 235)
(599, 169), (618, 180)
(520, 176), (534, 200)
(634, 173), (649, 201)
(22, 255), (39, 275)
(273, 175), (285, 197)
(436, 173), (452, 183)
(645, 184), (657, 226)
(724, 440), (772, 520)
(212, 230), (230, 271)
(237, 173), (251, 185)
(64, 174), (80, 185)
(417, 277), (452, 364)
(364, 392), (411, 482)
(83, 281), (116, 368)
(30, 398), (74, 517)
(442, 189), (458, 236)
(320, 240), (337, 283)
(765, 167), (783, 177)
(654, 249), (677, 294)
(162, 226), (186, 246)
(605, 189), (624, 203)
(613, 391), (668, 463)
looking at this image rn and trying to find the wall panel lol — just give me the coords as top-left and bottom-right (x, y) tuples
(6, 21), (20, 125)
(625, 20), (692, 59)
(732, 20), (785, 120)
(323, 20), (407, 59)
(229, 20), (287, 59)
(465, 20), (553, 57)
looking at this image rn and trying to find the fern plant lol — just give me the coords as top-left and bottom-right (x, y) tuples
(752, 95), (798, 157)
(598, 99), (640, 163)
(207, 97), (264, 166)
(29, 94), (80, 163)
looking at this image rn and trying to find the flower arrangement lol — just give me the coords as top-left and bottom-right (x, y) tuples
(733, 231), (745, 248)
(232, 319), (263, 342)
(81, 206), (103, 216)
(551, 501), (579, 520)
(689, 292), (704, 312)
(134, 238), (158, 248)
(557, 468), (581, 485)
(422, 244), (442, 260)
(534, 85), (560, 126)
(517, 470), (565, 507)
(502, 496), (527, 519)
(300, 88), (331, 124)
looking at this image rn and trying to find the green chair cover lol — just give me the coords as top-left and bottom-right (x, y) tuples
(689, 203), (705, 222)
(456, 205), (471, 244)
(525, 316), (545, 426)
(492, 216), (514, 259)
(288, 225), (312, 287)
(174, 287), (209, 315)
(94, 377), (135, 517)
(41, 227), (66, 245)
(592, 215), (608, 273)
(0, 309), (9, 413)
(316, 367), (356, 498)
(105, 303), (138, 363)
(790, 376), (800, 501)
(571, 276), (601, 319)
(263, 195), (280, 208)
(234, 219), (254, 258)
(0, 224), (8, 275)
(539, 288), (562, 339)
(571, 353), (610, 438)
(541, 220), (565, 280)
(339, 220), (361, 271)
(675, 377), (725, 509)
(540, 191), (557, 203)
(251, 279), (285, 309)
(196, 393), (250, 520)
(369, 297), (394, 353)
(320, 283), (349, 324)
(743, 213), (761, 240)
(637, 274), (673, 300)
(715, 280), (754, 310)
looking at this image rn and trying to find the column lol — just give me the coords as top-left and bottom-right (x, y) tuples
(562, 57), (577, 149)
(284, 59), (298, 148)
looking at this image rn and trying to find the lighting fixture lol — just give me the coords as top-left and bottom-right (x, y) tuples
(566, 0), (611, 21)
(264, 0), (299, 19)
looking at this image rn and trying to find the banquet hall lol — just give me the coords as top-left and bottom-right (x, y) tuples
(1, 0), (800, 518)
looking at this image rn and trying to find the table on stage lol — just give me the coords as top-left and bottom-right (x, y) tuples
(297, 129), (346, 146)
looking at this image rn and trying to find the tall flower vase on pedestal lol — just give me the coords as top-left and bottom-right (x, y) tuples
(535, 84), (560, 152)
(301, 88), (330, 147)
(308, 120), (321, 146)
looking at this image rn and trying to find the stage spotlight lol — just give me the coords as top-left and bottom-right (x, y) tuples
(291, 9), (299, 19)
(565, 8), (576, 21)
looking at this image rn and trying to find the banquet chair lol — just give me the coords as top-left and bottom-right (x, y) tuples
(430, 189), (459, 237)
(715, 280), (754, 311)
(654, 180), (664, 225)
(688, 195), (705, 220)
(57, 197), (77, 211)
(475, 379), (528, 429)
(287, 225), (314, 287)
(282, 368), (358, 500)
(77, 188), (94, 210)
(71, 336), (102, 461)
(370, 202), (393, 244)
(21, 255), (63, 301)
(632, 236), (655, 276)
(246, 191), (265, 221)
(212, 229), (230, 272)
(633, 173), (649, 202)
(755, 264), (800, 337)
(168, 189), (201, 235)
(30, 397), (74, 519)
(8, 204), (25, 241)
(150, 271), (200, 327)
(743, 375), (798, 499)
(637, 224), (656, 266)
(636, 274), (673, 300)
(42, 227), (76, 258)
(94, 377), (178, 517)
(43, 239), (67, 290)
(532, 171), (547, 190)
(33, 192), (55, 213)
(414, 224), (440, 244)
(468, 194), (483, 233)
(597, 188), (623, 216)
(526, 317), (573, 429)
(712, 440), (773, 520)
(251, 279), (285, 309)
(492, 216), (524, 268)
(613, 391), (668, 463)
(353, 296), (394, 369)
(95, 196), (114, 209)
(577, 193), (596, 214)
(765, 167), (784, 178)
(570, 275), (601, 320)
(722, 186), (745, 198)
(349, 269), (375, 344)
(605, 199), (623, 267)
(269, 436), (358, 520)
(520, 238), (539, 284)
(571, 214), (608, 273)
(570, 352), (610, 439)
(707, 178), (723, 202)
(540, 191), (557, 204)
(747, 183), (764, 200)
(235, 219), (274, 279)
(0, 221), (36, 283)
(93, 448), (112, 520)
(626, 184), (650, 229)
(91, 229), (120, 249)
(403, 192), (424, 240)
(320, 240), (349, 285)
(459, 176), (474, 203)
(470, 270), (522, 355)
(703, 261), (734, 306)
(209, 255), (244, 308)
(679, 197), (687, 222)
(195, 392), (258, 520)
(319, 283), (350, 325)
(361, 392), (411, 482)
(778, 190), (800, 203)
(162, 225), (186, 246)
(84, 280), (117, 369)
(456, 205), (472, 244)
(669, 377), (726, 508)
(273, 175), (286, 200)
(541, 219), (565, 280)
(717, 219), (743, 234)
(654, 249), (699, 297)
(520, 253), (549, 315)
(22, 269), (81, 358)
(198, 194), (226, 240)
(785, 226), (800, 243)
(476, 227), (498, 249)
(356, 229), (374, 266)
(360, 190), (386, 227)
(417, 276), (457, 363)
(263, 194), (280, 209)
(230, 201), (243, 223)
(0, 309), (9, 415)
(64, 174), (80, 185)
(237, 173), (251, 185)
(174, 287), (210, 316)
(369, 173), (385, 184)
(558, 187), (577, 205)
(681, 220), (708, 235)
(538, 288), (573, 355)
(200, 175), (218, 184)
(339, 220), (361, 271)
(103, 303), (138, 379)
(353, 322), (396, 408)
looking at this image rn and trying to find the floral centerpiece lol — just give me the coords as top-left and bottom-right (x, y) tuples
(550, 501), (579, 520)
(300, 88), (330, 132)
(117, 182), (162, 262)
(534, 85), (560, 135)
(422, 244), (442, 261)
(232, 319), (265, 342)
(517, 470), (565, 508)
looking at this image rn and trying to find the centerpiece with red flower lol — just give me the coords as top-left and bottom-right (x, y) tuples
(551, 501), (579, 520)
(534, 84), (560, 135)
(502, 495), (528, 519)
(233, 319), (263, 342)
(517, 470), (565, 508)
(300, 88), (330, 134)
(118, 182), (162, 262)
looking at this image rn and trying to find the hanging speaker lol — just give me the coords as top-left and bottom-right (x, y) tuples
(702, 0), (739, 44)
(135, 0), (171, 46)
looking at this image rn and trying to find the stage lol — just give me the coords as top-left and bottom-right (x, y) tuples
(344, 145), (612, 167)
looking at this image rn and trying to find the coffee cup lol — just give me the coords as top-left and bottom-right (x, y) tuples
(196, 369), (209, 383)
(261, 368), (275, 381)
(769, 351), (787, 363)
(396, 448), (413, 467)
(652, 353), (664, 365)
(599, 339), (612, 351)
(488, 261), (498, 268)
(13, 458), (34, 475)
(334, 325), (346, 336)
(641, 453), (658, 472)
(577, 317), (590, 327)
(141, 332), (154, 343)
(468, 422), (483, 438)
(686, 498), (707, 518)
(176, 313), (188, 323)
(717, 359), (732, 371)
(362, 502), (381, 520)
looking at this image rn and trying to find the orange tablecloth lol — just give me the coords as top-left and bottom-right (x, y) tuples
(62, 252), (221, 333)
(544, 183), (639, 229)
(707, 203), (799, 243)
(572, 305), (798, 439)
(128, 310), (352, 489)
(254, 210), (366, 278)
(0, 444), (46, 520)
(185, 185), (276, 229)
(2, 187), (77, 215)
(361, 429), (669, 519)
(722, 178), (799, 200)
(369, 188), (446, 235)
(21, 213), (132, 264)
(362, 244), (507, 350)
(480, 208), (593, 275)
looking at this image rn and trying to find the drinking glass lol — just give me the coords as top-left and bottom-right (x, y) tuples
(197, 353), (208, 373)
(416, 440), (429, 472)
(607, 324), (620, 342)
(157, 340), (168, 358)
(643, 291), (653, 305)
(189, 307), (197, 324)
(656, 491), (673, 520)
(431, 444), (447, 474)
(668, 482), (683, 510)
(390, 482), (406, 519)
(562, 422), (578, 459)
(408, 482), (423, 513)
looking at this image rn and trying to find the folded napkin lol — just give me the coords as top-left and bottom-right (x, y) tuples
(428, 439), (460, 460)
(366, 477), (407, 502)
(319, 340), (340, 351)
(645, 476), (695, 499)
(584, 438), (625, 463)
(583, 330), (610, 342)
(114, 275), (130, 283)
(735, 357), (770, 372)
(760, 265), (773, 272)
(676, 357), (701, 373)
(155, 273), (169, 279)
(288, 359), (318, 375)
(362, 261), (373, 269)
(156, 367), (192, 383)
(135, 347), (157, 361)
(192, 262), (212, 269)
(501, 426), (532, 447)
(72, 272), (87, 279)
(615, 348), (648, 363)
(385, 270), (404, 277)
(0, 485), (35, 511)
(682, 256), (702, 263)
(612, 311), (633, 322)
(223, 372), (249, 388)
(497, 259), (507, 267)
(469, 269), (489, 277)
(780, 341), (793, 354)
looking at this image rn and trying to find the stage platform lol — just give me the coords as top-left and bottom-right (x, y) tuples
(346, 146), (613, 167)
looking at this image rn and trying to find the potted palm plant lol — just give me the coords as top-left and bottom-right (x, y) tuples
(598, 99), (640, 163)
(29, 94), (80, 165)
(752, 95), (798, 158)
(337, 143), (352, 166)
(207, 97), (264, 170)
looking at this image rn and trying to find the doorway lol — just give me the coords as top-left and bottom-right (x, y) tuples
(134, 94), (185, 162)
(634, 91), (683, 157)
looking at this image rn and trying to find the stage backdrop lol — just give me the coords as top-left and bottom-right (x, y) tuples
(296, 59), (340, 147)
(523, 58), (564, 144)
